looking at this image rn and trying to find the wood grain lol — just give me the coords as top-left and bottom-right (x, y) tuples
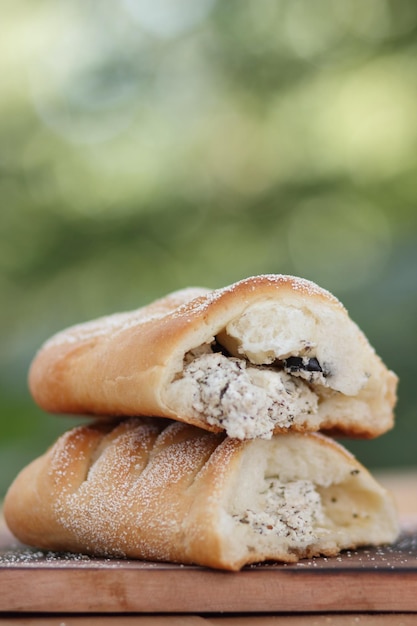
(1, 521), (416, 614)
(1, 616), (417, 626)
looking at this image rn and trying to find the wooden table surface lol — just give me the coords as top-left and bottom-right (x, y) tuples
(1, 469), (416, 624)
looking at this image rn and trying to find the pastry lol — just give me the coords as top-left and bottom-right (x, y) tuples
(4, 417), (399, 571)
(28, 275), (397, 439)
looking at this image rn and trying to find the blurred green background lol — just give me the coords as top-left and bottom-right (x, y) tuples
(1, 0), (416, 499)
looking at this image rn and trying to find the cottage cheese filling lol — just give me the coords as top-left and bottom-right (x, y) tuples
(234, 478), (325, 545)
(169, 345), (319, 439)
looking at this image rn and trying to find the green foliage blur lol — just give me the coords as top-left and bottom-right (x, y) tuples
(1, 0), (416, 498)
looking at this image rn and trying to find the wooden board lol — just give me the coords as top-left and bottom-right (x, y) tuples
(1, 518), (417, 614)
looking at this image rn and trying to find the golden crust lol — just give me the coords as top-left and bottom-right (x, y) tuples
(28, 274), (397, 438)
(4, 418), (399, 570)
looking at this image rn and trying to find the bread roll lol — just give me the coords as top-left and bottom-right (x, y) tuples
(28, 274), (397, 439)
(4, 417), (399, 571)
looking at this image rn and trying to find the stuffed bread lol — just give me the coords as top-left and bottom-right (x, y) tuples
(4, 417), (399, 571)
(28, 275), (397, 440)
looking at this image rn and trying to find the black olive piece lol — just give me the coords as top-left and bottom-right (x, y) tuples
(284, 356), (323, 373)
(212, 340), (232, 357)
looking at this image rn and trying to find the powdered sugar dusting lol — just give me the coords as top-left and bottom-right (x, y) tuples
(41, 275), (342, 350)
(48, 426), (90, 485)
(172, 275), (343, 320)
(50, 419), (223, 562)
(0, 546), (122, 568)
(220, 274), (342, 308)
(42, 287), (210, 348)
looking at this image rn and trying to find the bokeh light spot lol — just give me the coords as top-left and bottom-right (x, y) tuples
(123, 0), (216, 38)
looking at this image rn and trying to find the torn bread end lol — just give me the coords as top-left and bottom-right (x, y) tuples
(164, 298), (396, 440)
(211, 434), (400, 569)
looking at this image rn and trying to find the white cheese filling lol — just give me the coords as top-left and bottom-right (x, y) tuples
(168, 347), (319, 439)
(233, 478), (325, 546)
